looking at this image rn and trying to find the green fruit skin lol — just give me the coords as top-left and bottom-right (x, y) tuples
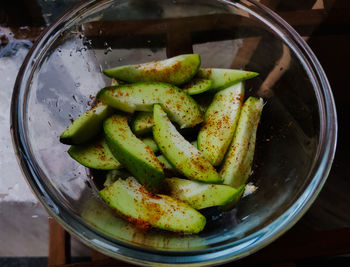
(131, 112), (202, 139)
(156, 155), (182, 177)
(140, 137), (159, 154)
(156, 155), (174, 171)
(165, 177), (245, 210)
(104, 114), (164, 192)
(198, 82), (244, 166)
(99, 177), (206, 234)
(197, 68), (258, 91)
(182, 78), (213, 95)
(97, 82), (203, 128)
(60, 103), (114, 145)
(218, 185), (245, 211)
(68, 136), (122, 170)
(220, 97), (264, 188)
(81, 198), (206, 248)
(103, 54), (201, 86)
(153, 104), (222, 184)
(131, 112), (154, 136)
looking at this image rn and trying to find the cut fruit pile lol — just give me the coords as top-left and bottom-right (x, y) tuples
(60, 54), (263, 234)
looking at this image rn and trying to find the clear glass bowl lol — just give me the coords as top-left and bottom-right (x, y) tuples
(11, 0), (337, 265)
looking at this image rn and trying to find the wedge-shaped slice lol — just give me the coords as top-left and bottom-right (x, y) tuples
(157, 146), (198, 176)
(165, 177), (244, 210)
(131, 112), (202, 138)
(68, 136), (121, 170)
(104, 114), (164, 192)
(220, 97), (264, 188)
(197, 68), (258, 91)
(198, 83), (244, 166)
(103, 54), (200, 86)
(61, 78), (118, 145)
(156, 155), (181, 176)
(60, 103), (113, 145)
(82, 198), (206, 248)
(182, 78), (213, 95)
(153, 104), (221, 183)
(157, 155), (174, 171)
(219, 186), (245, 211)
(140, 137), (159, 154)
(131, 112), (154, 136)
(98, 82), (202, 128)
(99, 177), (206, 233)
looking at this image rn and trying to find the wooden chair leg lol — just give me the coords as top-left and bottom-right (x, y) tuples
(48, 217), (71, 266)
(231, 37), (262, 69)
(231, 0), (281, 70)
(257, 43), (291, 98)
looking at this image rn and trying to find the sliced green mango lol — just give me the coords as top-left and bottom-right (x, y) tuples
(131, 112), (201, 139)
(104, 114), (164, 192)
(220, 97), (264, 188)
(81, 198), (206, 248)
(68, 136), (121, 170)
(103, 54), (201, 86)
(182, 78), (213, 95)
(156, 155), (181, 176)
(219, 186), (245, 211)
(156, 155), (174, 171)
(153, 104), (221, 184)
(99, 177), (206, 233)
(197, 68), (258, 91)
(60, 103), (113, 145)
(198, 82), (244, 166)
(98, 82), (202, 128)
(140, 137), (159, 154)
(165, 177), (245, 210)
(131, 112), (153, 136)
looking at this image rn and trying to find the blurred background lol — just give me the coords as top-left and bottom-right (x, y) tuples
(1, 0), (350, 266)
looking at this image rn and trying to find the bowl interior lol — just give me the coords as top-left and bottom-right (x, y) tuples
(15, 0), (329, 264)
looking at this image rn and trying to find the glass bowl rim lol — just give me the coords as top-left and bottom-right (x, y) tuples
(10, 0), (337, 265)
